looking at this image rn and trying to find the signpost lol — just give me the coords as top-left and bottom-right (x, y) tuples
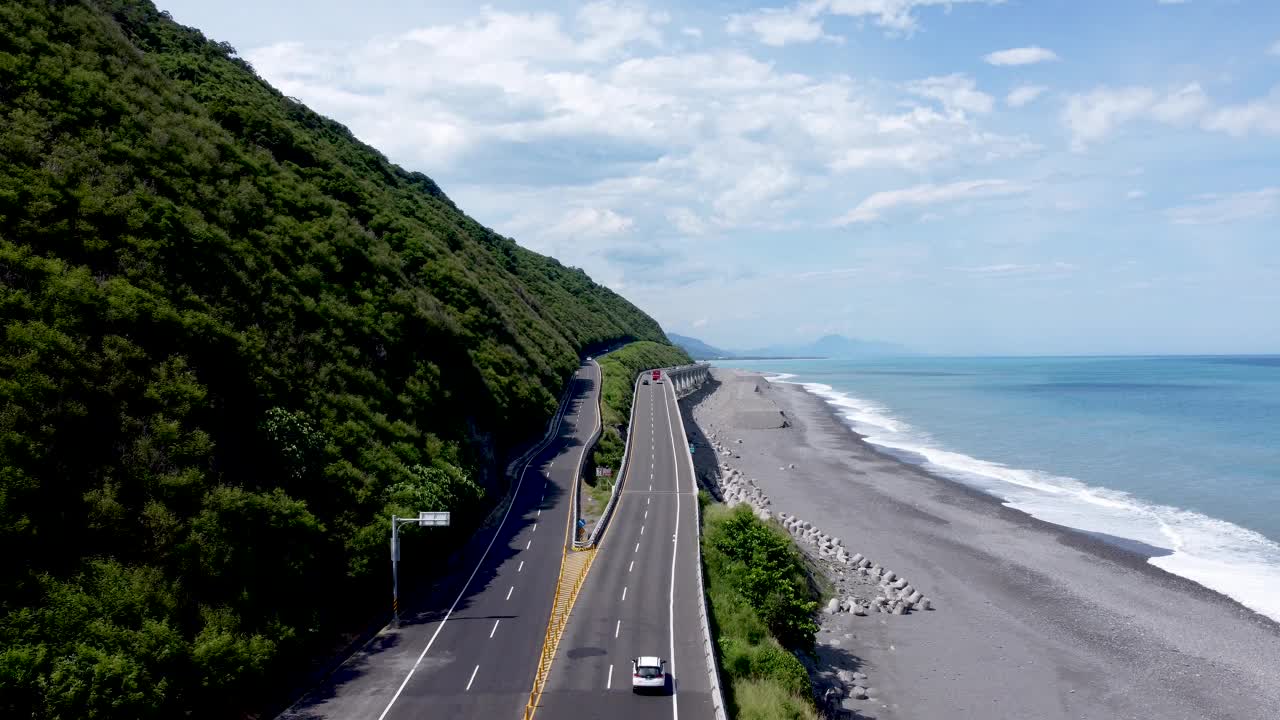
(391, 511), (451, 624)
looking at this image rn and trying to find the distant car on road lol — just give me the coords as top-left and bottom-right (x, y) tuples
(642, 378), (649, 385)
(631, 656), (667, 694)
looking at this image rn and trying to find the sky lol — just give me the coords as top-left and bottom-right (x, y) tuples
(157, 0), (1280, 355)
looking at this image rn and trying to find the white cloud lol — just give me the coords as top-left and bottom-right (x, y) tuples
(726, 0), (1003, 44)
(1006, 85), (1047, 108)
(1127, 189), (1146, 199)
(984, 46), (1059, 66)
(682, 26), (703, 38)
(1167, 188), (1280, 225)
(831, 143), (952, 171)
(825, 0), (1003, 35)
(1201, 87), (1280, 136)
(956, 262), (1077, 276)
(726, 1), (836, 47)
(1151, 83), (1209, 124)
(576, 2), (669, 60)
(1063, 83), (1212, 150)
(667, 207), (710, 235)
(907, 74), (994, 115)
(1063, 86), (1156, 150)
(836, 178), (1028, 225)
(547, 207), (635, 238)
(1269, 39), (1280, 56)
(245, 0), (1047, 293)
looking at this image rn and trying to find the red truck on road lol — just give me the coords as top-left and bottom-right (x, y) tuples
(652, 370), (662, 383)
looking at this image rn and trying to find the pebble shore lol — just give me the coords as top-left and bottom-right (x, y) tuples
(681, 368), (1280, 720)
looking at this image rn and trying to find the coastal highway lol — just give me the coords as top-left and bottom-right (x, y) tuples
(278, 361), (601, 720)
(535, 373), (714, 719)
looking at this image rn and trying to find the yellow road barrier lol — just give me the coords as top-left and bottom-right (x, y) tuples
(523, 545), (596, 720)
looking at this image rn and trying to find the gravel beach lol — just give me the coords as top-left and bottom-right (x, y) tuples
(681, 368), (1280, 720)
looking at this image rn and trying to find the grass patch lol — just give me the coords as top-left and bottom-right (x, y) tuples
(581, 474), (614, 525)
(701, 498), (820, 718)
(731, 679), (823, 720)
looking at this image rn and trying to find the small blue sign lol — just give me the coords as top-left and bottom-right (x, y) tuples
(577, 518), (587, 527)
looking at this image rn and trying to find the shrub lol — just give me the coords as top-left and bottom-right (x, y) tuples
(701, 503), (820, 717)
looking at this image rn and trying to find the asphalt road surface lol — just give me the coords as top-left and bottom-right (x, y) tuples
(535, 375), (714, 720)
(278, 361), (601, 720)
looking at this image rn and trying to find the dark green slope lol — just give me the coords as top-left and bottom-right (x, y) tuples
(0, 1), (674, 716)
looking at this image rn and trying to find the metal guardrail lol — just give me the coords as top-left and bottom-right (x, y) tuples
(557, 361), (722, 716)
(573, 369), (643, 550)
(504, 373), (575, 482)
(567, 360), (603, 550)
(572, 363), (707, 549)
(273, 367), (579, 720)
(666, 377), (729, 720)
(522, 360), (604, 719)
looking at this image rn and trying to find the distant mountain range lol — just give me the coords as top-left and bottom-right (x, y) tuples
(667, 333), (734, 359)
(669, 333), (912, 360)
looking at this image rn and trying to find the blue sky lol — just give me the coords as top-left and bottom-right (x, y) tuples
(158, 0), (1280, 355)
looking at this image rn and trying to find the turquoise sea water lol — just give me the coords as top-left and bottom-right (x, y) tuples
(716, 356), (1280, 621)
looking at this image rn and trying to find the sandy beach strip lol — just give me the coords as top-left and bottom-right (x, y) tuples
(681, 368), (1280, 720)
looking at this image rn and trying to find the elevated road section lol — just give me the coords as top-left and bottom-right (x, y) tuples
(535, 373), (716, 720)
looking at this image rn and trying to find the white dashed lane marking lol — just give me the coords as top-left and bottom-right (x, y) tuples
(465, 665), (479, 691)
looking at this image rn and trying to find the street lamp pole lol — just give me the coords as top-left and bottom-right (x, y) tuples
(391, 510), (451, 625)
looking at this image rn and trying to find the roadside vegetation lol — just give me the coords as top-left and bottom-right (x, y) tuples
(584, 342), (691, 517)
(701, 498), (822, 720)
(0, 2), (674, 717)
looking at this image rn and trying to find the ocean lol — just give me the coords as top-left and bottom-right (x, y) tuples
(714, 355), (1280, 622)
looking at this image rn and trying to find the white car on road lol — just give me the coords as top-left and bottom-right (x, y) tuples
(631, 656), (667, 693)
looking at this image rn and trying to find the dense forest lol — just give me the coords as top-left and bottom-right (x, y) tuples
(0, 0), (678, 716)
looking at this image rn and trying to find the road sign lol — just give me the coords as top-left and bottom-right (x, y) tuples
(418, 511), (451, 527)
(577, 518), (587, 528)
(595, 466), (613, 477)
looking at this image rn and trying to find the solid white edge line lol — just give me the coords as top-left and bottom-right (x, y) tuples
(466, 664), (480, 691)
(664, 379), (681, 720)
(374, 369), (579, 720)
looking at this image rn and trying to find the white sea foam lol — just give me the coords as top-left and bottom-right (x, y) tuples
(767, 375), (1280, 622)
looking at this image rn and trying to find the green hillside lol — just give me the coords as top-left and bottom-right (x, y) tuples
(0, 1), (676, 716)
